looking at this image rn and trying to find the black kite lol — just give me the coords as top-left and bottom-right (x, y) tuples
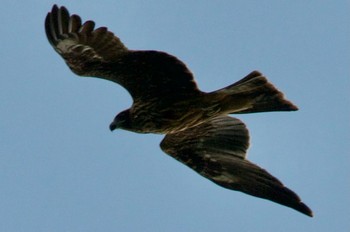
(45, 5), (312, 217)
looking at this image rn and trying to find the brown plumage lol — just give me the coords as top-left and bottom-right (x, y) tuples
(45, 5), (313, 217)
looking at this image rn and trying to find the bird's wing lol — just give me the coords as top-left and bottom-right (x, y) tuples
(45, 5), (127, 75)
(160, 116), (313, 217)
(45, 5), (200, 101)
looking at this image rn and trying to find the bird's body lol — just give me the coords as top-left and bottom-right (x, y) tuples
(45, 5), (313, 217)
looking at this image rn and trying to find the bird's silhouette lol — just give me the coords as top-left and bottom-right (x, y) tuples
(45, 5), (313, 217)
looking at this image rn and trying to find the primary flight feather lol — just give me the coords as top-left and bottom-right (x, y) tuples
(45, 5), (313, 217)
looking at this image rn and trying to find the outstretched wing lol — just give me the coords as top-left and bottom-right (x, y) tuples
(45, 5), (127, 76)
(45, 5), (200, 101)
(160, 116), (313, 217)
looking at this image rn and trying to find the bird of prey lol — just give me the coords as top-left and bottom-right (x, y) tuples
(45, 5), (313, 217)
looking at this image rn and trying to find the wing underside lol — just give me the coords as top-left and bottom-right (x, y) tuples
(45, 5), (201, 101)
(160, 116), (313, 217)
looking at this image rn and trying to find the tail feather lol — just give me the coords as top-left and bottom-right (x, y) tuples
(217, 71), (298, 114)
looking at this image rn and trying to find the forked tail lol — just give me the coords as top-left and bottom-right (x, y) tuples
(215, 71), (298, 114)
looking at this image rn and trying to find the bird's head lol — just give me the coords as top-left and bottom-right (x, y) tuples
(109, 110), (132, 131)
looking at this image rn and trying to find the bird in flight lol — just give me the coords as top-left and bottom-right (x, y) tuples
(45, 5), (313, 217)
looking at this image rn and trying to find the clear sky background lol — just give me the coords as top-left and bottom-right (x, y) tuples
(1, 1), (349, 231)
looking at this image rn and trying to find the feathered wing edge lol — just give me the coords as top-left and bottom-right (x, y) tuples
(45, 5), (128, 76)
(45, 5), (201, 101)
(160, 116), (313, 217)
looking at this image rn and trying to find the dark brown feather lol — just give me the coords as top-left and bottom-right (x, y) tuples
(161, 116), (313, 217)
(46, 5), (312, 217)
(45, 5), (298, 133)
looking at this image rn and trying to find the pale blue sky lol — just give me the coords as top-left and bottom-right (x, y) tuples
(1, 1), (349, 231)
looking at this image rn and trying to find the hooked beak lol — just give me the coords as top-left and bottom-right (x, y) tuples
(109, 122), (117, 131)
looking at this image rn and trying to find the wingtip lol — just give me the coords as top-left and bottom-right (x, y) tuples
(50, 4), (59, 15)
(297, 202), (313, 217)
(48, 5), (68, 19)
(287, 98), (299, 111)
(286, 100), (299, 111)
